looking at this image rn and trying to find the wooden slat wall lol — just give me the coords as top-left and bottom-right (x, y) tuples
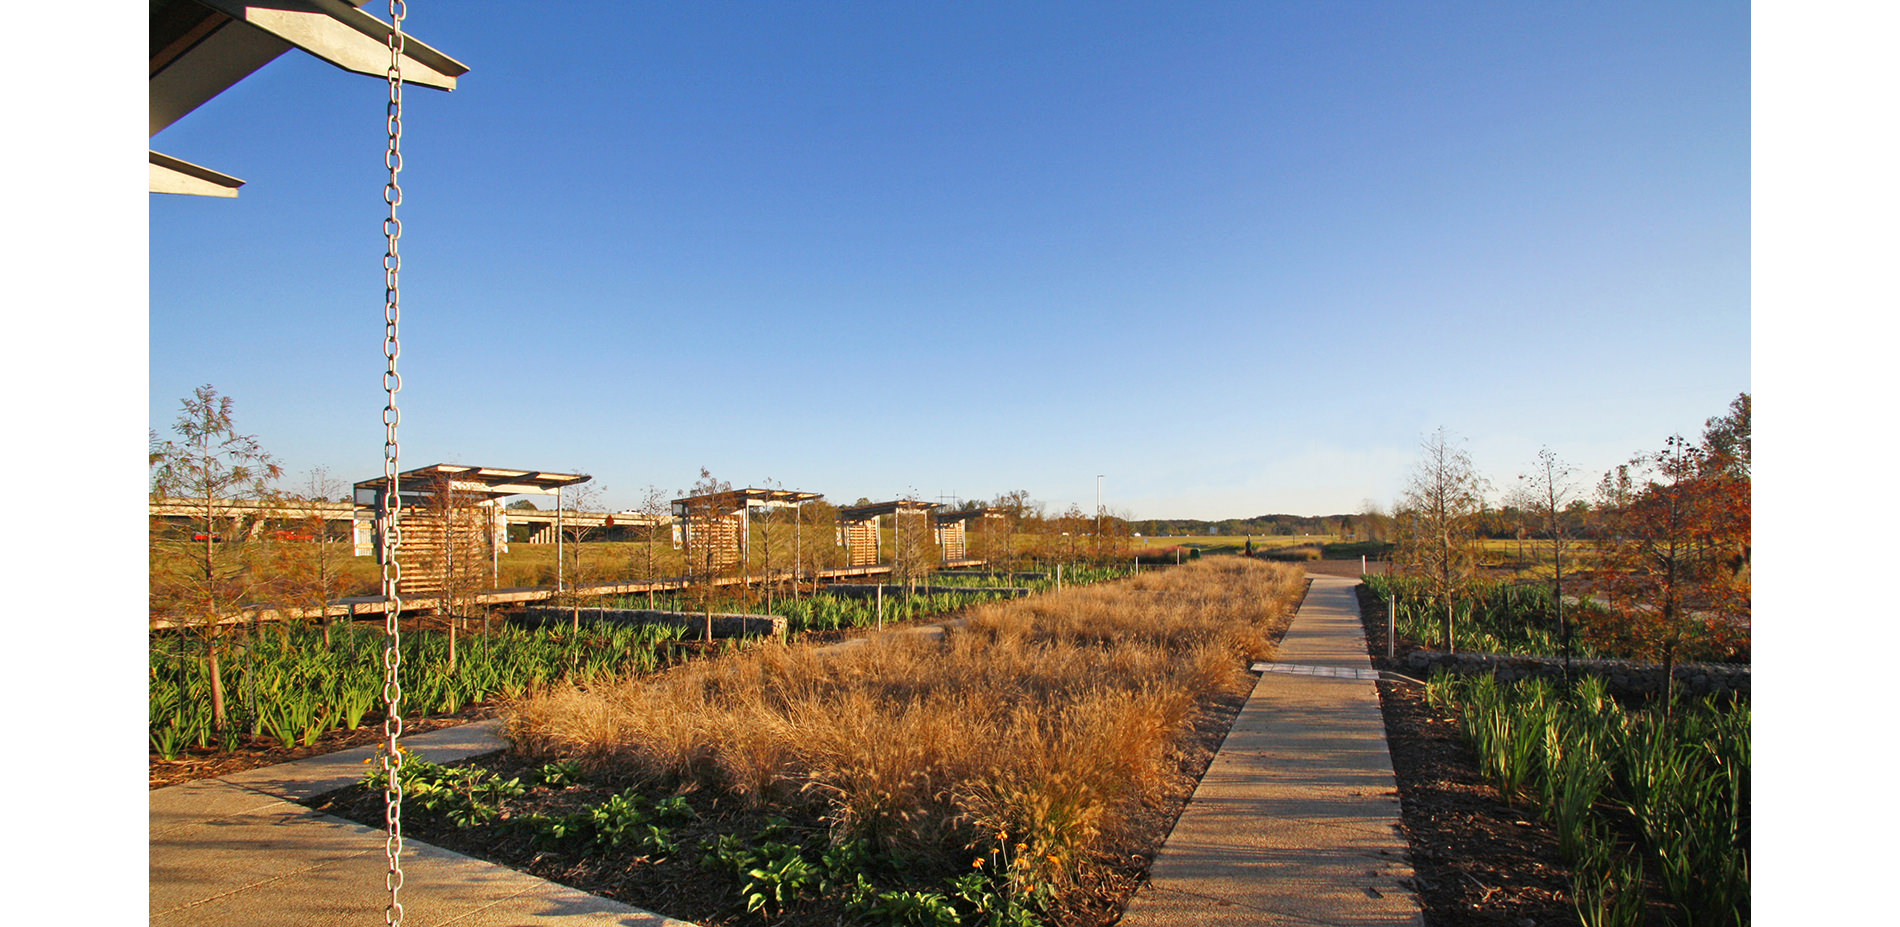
(395, 507), (487, 598)
(843, 518), (880, 566)
(685, 512), (745, 572)
(936, 521), (966, 561)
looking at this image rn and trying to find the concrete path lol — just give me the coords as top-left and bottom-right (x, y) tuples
(1117, 573), (1421, 926)
(150, 720), (695, 926)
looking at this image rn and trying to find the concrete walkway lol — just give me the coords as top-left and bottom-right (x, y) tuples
(1117, 573), (1421, 926)
(149, 720), (695, 926)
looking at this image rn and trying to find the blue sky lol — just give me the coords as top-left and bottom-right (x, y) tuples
(148, 2), (1749, 518)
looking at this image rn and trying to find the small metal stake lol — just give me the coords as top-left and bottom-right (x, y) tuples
(1446, 600), (1455, 655)
(876, 584), (883, 631)
(1387, 594), (1396, 658)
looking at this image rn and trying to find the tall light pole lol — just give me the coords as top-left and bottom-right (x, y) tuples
(1096, 475), (1104, 538)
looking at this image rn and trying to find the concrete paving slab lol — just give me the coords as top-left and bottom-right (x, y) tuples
(1118, 574), (1420, 926)
(151, 718), (694, 926)
(149, 778), (289, 838)
(151, 799), (393, 910)
(152, 806), (690, 926)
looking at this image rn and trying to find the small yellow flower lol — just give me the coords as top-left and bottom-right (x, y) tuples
(972, 858), (985, 868)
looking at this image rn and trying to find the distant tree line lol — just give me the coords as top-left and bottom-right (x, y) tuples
(1129, 514), (1368, 538)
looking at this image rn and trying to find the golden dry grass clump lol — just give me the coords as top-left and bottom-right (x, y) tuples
(505, 557), (1305, 896)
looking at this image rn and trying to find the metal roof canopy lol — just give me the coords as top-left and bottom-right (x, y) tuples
(149, 0), (469, 196)
(934, 507), (1000, 525)
(354, 464), (591, 505)
(670, 488), (823, 518)
(837, 500), (940, 521)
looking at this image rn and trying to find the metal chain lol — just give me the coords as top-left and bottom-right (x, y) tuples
(380, 1), (408, 924)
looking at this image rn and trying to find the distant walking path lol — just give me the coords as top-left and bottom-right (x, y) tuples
(1117, 573), (1421, 926)
(149, 720), (694, 926)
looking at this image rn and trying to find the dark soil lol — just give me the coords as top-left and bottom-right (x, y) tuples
(1356, 583), (1580, 927)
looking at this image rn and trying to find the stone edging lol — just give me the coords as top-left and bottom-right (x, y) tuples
(516, 607), (785, 639)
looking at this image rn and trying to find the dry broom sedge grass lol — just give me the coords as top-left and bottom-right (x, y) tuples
(505, 558), (1305, 912)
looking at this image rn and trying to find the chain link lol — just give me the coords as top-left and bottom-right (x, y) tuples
(380, 1), (407, 924)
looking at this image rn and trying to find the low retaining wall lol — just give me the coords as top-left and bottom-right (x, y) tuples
(819, 584), (1031, 598)
(1398, 650), (1750, 699)
(514, 607), (784, 640)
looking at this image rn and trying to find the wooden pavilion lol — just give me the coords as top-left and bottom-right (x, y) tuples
(670, 488), (823, 574)
(835, 500), (941, 567)
(931, 507), (1000, 562)
(353, 464), (590, 601)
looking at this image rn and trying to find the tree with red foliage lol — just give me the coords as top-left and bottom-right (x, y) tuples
(1589, 395), (1751, 710)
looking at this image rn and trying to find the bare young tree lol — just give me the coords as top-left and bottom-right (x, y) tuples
(150, 385), (283, 730)
(797, 499), (843, 586)
(270, 466), (352, 647)
(1519, 447), (1580, 671)
(752, 478), (786, 611)
(412, 470), (492, 671)
(985, 490), (1038, 571)
(1396, 427), (1488, 652)
(890, 493), (940, 597)
(628, 484), (671, 609)
(557, 473), (608, 631)
(678, 468), (735, 642)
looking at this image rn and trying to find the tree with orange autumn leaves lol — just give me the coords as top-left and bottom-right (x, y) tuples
(1586, 394), (1750, 708)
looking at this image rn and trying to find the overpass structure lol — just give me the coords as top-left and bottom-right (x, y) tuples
(148, 497), (672, 547)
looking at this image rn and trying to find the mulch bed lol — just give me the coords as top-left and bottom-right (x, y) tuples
(1357, 583), (1580, 927)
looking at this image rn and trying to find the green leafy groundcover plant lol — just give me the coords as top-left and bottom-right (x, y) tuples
(324, 753), (1049, 927)
(148, 622), (690, 760)
(1426, 673), (1748, 927)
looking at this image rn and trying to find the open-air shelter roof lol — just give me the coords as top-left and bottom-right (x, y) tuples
(353, 464), (591, 505)
(934, 507), (1000, 525)
(836, 500), (940, 521)
(150, 0), (468, 196)
(670, 488), (823, 518)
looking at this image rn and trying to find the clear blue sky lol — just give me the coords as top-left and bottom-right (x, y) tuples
(148, 1), (1749, 518)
